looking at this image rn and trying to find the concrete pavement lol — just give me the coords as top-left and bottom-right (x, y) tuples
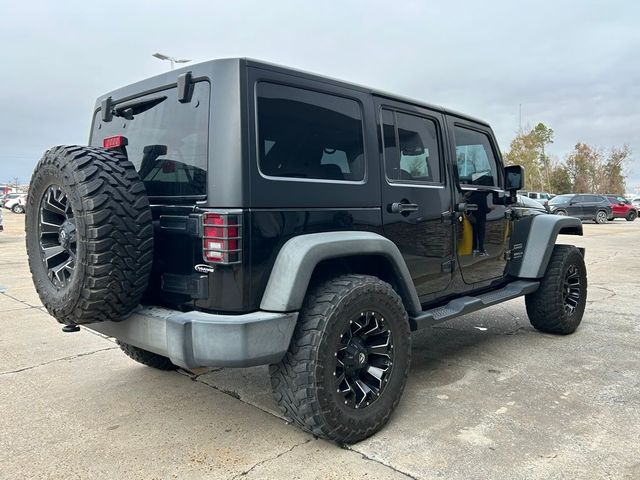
(1, 210), (639, 479)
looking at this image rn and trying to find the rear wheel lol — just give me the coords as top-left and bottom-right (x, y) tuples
(118, 341), (177, 370)
(595, 210), (608, 224)
(269, 274), (411, 444)
(626, 211), (637, 222)
(11, 204), (24, 214)
(525, 245), (587, 334)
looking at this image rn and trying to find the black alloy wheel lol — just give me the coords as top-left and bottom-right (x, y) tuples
(270, 274), (411, 443)
(562, 264), (581, 315)
(38, 185), (76, 289)
(525, 245), (587, 334)
(335, 311), (394, 409)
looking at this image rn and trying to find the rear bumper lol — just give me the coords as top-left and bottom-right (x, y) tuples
(88, 306), (298, 369)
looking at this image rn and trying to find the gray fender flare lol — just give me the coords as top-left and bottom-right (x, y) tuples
(259, 231), (421, 314)
(509, 214), (583, 278)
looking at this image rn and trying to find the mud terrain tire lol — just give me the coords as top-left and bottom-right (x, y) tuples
(525, 245), (587, 334)
(270, 274), (411, 444)
(26, 145), (153, 325)
(118, 341), (177, 370)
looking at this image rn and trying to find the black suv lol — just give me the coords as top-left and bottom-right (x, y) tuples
(25, 58), (587, 443)
(547, 193), (612, 223)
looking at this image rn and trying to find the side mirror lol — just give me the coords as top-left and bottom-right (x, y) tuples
(504, 165), (524, 192)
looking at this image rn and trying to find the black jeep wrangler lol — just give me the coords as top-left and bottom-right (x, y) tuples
(26, 58), (587, 444)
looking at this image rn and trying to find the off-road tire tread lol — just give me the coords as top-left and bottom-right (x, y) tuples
(269, 274), (410, 444)
(26, 145), (153, 325)
(117, 341), (177, 370)
(525, 245), (587, 334)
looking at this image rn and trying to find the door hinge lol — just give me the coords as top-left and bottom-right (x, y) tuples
(441, 259), (456, 273)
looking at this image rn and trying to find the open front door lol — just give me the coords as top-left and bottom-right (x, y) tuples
(448, 118), (509, 285)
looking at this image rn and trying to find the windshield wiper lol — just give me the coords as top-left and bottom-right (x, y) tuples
(112, 95), (167, 120)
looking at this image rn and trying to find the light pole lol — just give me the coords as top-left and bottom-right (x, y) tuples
(152, 52), (191, 71)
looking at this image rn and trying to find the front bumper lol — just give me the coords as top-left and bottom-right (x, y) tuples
(88, 306), (298, 369)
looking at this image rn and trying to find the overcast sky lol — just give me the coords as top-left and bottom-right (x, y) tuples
(1, 0), (638, 191)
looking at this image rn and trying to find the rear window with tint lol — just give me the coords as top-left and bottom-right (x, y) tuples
(91, 82), (210, 197)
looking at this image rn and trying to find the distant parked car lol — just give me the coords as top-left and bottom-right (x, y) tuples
(1, 193), (23, 207)
(514, 194), (547, 217)
(518, 191), (553, 208)
(547, 194), (612, 224)
(3, 194), (27, 213)
(605, 195), (637, 221)
(631, 197), (640, 209)
(0, 208), (3, 232)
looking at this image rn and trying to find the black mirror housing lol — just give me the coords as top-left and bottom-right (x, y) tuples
(504, 165), (524, 192)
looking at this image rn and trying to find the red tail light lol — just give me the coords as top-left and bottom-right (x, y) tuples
(203, 211), (242, 264)
(103, 135), (128, 149)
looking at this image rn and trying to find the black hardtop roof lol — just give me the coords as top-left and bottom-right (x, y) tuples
(96, 57), (489, 127)
(242, 58), (490, 127)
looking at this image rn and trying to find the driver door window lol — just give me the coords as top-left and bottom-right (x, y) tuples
(454, 126), (499, 187)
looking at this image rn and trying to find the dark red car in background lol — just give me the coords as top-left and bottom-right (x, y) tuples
(606, 195), (637, 221)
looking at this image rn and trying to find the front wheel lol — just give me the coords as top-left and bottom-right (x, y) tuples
(555, 209), (567, 216)
(11, 204), (24, 214)
(595, 210), (608, 224)
(626, 211), (637, 222)
(525, 245), (587, 334)
(270, 274), (411, 444)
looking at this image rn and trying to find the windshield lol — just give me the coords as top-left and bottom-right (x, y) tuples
(548, 194), (573, 205)
(90, 82), (210, 198)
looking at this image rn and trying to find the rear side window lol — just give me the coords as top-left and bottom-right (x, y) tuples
(381, 109), (442, 184)
(256, 82), (365, 182)
(454, 126), (499, 187)
(91, 82), (210, 197)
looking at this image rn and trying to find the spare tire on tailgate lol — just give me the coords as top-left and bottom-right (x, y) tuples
(26, 145), (153, 325)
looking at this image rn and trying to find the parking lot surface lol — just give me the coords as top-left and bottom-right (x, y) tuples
(1, 210), (639, 479)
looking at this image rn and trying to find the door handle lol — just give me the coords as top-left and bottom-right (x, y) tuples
(442, 211), (464, 223)
(390, 202), (419, 214)
(455, 202), (478, 213)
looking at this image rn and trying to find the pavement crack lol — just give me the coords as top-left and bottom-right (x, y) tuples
(0, 346), (118, 376)
(0, 291), (40, 310)
(231, 438), (312, 478)
(345, 447), (418, 480)
(181, 372), (287, 423)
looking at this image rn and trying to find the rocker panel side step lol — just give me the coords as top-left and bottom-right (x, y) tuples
(408, 280), (540, 331)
